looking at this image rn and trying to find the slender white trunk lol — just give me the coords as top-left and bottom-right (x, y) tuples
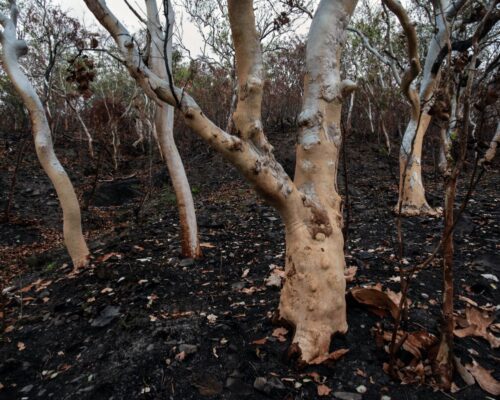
(482, 122), (500, 164)
(0, 3), (89, 267)
(396, 0), (461, 216)
(145, 0), (201, 258)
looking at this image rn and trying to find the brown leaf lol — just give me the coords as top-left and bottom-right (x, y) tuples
(344, 266), (357, 283)
(306, 372), (322, 383)
(200, 242), (215, 249)
(241, 287), (257, 295)
(382, 330), (436, 361)
(453, 356), (475, 386)
(272, 327), (288, 342)
(96, 252), (122, 263)
(317, 384), (332, 396)
(350, 286), (401, 319)
(4, 325), (14, 333)
(403, 331), (437, 359)
(458, 295), (478, 307)
(252, 337), (267, 345)
(465, 360), (500, 396)
(17, 342), (26, 351)
(310, 348), (349, 365)
(454, 306), (500, 348)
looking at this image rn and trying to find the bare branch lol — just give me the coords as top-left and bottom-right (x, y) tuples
(382, 0), (421, 119)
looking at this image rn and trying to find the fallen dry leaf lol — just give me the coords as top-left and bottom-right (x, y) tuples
(175, 351), (186, 361)
(265, 267), (285, 288)
(350, 286), (406, 319)
(272, 327), (288, 342)
(306, 372), (322, 383)
(96, 252), (122, 263)
(465, 360), (500, 396)
(310, 348), (349, 365)
(200, 242), (216, 249)
(317, 384), (332, 396)
(252, 337), (267, 345)
(344, 266), (357, 283)
(454, 306), (500, 348)
(4, 325), (14, 333)
(454, 356), (475, 386)
(17, 342), (26, 351)
(241, 286), (257, 295)
(382, 330), (436, 361)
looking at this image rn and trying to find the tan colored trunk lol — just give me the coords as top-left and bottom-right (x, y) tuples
(279, 145), (347, 363)
(0, 3), (89, 267)
(396, 112), (438, 216)
(482, 121), (500, 164)
(145, 0), (201, 258)
(85, 0), (357, 363)
(394, 0), (466, 217)
(277, 0), (356, 363)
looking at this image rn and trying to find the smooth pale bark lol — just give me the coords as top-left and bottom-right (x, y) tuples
(481, 122), (500, 164)
(85, 0), (357, 363)
(396, 0), (464, 216)
(0, 1), (89, 267)
(278, 0), (357, 363)
(145, 0), (201, 258)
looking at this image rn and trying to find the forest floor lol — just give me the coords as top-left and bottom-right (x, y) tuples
(0, 133), (499, 400)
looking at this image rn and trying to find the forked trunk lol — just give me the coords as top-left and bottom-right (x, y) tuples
(395, 0), (465, 217)
(85, 0), (357, 363)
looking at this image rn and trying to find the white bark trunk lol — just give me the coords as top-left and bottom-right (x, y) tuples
(85, 0), (357, 363)
(145, 0), (201, 258)
(278, 0), (358, 363)
(396, 0), (462, 216)
(0, 2), (89, 267)
(482, 122), (500, 164)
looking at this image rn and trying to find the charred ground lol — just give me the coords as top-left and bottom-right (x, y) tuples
(0, 130), (499, 400)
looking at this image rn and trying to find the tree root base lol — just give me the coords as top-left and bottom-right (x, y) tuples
(394, 204), (442, 217)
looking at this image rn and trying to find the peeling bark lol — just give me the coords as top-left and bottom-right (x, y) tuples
(0, 0), (89, 267)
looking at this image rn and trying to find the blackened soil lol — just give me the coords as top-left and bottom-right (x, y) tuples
(0, 140), (499, 400)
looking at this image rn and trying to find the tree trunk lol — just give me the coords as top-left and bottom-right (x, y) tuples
(85, 0), (357, 363)
(146, 0), (201, 259)
(278, 0), (357, 363)
(0, 3), (89, 267)
(434, 176), (455, 389)
(395, 0), (464, 216)
(396, 112), (438, 215)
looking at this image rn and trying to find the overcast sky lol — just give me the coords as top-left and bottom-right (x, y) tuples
(52, 0), (205, 55)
